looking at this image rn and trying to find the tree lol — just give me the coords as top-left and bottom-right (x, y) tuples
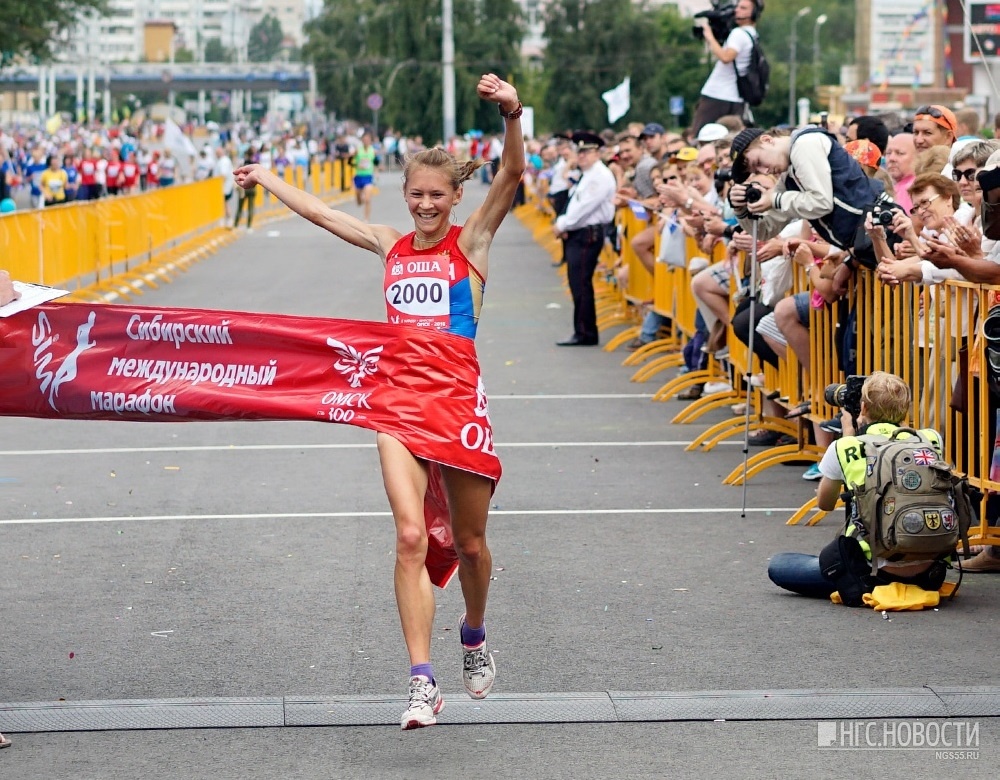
(304, 0), (523, 142)
(542, 0), (689, 133)
(248, 13), (284, 63)
(0, 0), (107, 69)
(204, 38), (233, 64)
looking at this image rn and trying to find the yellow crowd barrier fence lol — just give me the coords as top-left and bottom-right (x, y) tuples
(1, 159), (355, 301)
(515, 188), (1000, 548)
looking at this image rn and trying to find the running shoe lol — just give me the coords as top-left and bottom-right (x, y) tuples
(801, 463), (823, 481)
(461, 618), (496, 699)
(400, 675), (444, 730)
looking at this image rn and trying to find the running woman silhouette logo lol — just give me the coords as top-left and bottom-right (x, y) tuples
(32, 310), (98, 411)
(326, 338), (384, 388)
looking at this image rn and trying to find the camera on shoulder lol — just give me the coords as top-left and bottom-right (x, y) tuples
(693, 0), (737, 41)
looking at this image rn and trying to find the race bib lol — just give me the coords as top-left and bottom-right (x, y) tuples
(384, 254), (451, 330)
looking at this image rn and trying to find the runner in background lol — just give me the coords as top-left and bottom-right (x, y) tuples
(233, 73), (525, 731)
(352, 131), (379, 222)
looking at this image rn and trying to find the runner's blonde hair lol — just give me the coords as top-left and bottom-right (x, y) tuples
(403, 147), (487, 190)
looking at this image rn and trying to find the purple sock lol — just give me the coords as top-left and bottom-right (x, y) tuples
(410, 663), (434, 683)
(461, 619), (486, 646)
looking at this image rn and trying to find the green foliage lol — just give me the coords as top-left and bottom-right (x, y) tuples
(248, 13), (285, 63)
(0, 0), (107, 68)
(173, 47), (196, 64)
(303, 0), (523, 142)
(748, 0), (857, 126)
(301, 0), (858, 137)
(203, 38), (233, 64)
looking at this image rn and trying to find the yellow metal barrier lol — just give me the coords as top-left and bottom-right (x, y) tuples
(2, 161), (354, 298)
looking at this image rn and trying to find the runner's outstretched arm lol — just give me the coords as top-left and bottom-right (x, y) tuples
(232, 164), (399, 258)
(462, 74), (526, 245)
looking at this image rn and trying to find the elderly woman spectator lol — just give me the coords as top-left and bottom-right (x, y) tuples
(870, 173), (972, 432)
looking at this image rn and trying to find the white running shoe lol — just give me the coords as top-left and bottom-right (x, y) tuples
(400, 675), (444, 730)
(461, 619), (496, 699)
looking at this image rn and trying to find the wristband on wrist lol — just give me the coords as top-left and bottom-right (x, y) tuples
(499, 101), (523, 120)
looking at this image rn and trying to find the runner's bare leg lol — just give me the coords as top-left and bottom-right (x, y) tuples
(377, 433), (434, 665)
(441, 466), (493, 629)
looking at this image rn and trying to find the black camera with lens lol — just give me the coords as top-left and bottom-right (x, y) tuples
(824, 375), (867, 421)
(744, 182), (763, 204)
(714, 167), (733, 195)
(693, 0), (737, 41)
(872, 204), (895, 228)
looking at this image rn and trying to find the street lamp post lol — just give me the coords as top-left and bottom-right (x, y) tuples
(813, 14), (828, 94)
(788, 6), (811, 127)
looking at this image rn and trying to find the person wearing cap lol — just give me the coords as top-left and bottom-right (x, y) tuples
(843, 139), (891, 191)
(912, 105), (958, 155)
(692, 0), (762, 134)
(639, 123), (670, 163)
(696, 123), (729, 146)
(728, 125), (884, 253)
(553, 131), (617, 346)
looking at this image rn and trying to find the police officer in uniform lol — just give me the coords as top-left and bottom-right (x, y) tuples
(553, 132), (617, 346)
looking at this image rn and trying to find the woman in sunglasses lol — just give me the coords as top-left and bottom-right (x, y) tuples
(949, 140), (1000, 224)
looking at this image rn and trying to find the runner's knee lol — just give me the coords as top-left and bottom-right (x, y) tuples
(396, 518), (428, 561)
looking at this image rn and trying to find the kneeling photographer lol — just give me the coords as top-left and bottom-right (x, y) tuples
(767, 372), (969, 605)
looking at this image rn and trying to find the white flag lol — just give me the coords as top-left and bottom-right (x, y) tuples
(602, 77), (631, 124)
(163, 118), (197, 159)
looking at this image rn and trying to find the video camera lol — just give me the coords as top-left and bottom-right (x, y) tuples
(693, 0), (737, 42)
(824, 375), (866, 421)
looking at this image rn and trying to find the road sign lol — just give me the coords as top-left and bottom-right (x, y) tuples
(367, 93), (383, 111)
(669, 96), (684, 116)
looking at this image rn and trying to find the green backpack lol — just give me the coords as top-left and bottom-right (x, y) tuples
(850, 427), (973, 576)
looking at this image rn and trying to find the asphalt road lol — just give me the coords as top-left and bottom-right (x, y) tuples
(1, 178), (998, 779)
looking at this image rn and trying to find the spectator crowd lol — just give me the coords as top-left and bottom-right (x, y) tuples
(517, 102), (1000, 574)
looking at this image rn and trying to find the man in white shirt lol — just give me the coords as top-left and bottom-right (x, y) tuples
(214, 146), (235, 222)
(553, 132), (618, 346)
(692, 0), (760, 133)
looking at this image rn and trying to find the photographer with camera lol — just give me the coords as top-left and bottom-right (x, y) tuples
(768, 372), (953, 604)
(728, 127), (886, 250)
(692, 0), (762, 134)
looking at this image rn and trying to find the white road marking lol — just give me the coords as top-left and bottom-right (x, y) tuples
(0, 440), (740, 457)
(0, 507), (802, 525)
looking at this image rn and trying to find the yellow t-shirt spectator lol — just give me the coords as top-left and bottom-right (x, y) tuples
(40, 168), (68, 203)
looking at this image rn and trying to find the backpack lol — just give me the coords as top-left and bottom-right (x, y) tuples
(734, 29), (769, 107)
(850, 427), (973, 577)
